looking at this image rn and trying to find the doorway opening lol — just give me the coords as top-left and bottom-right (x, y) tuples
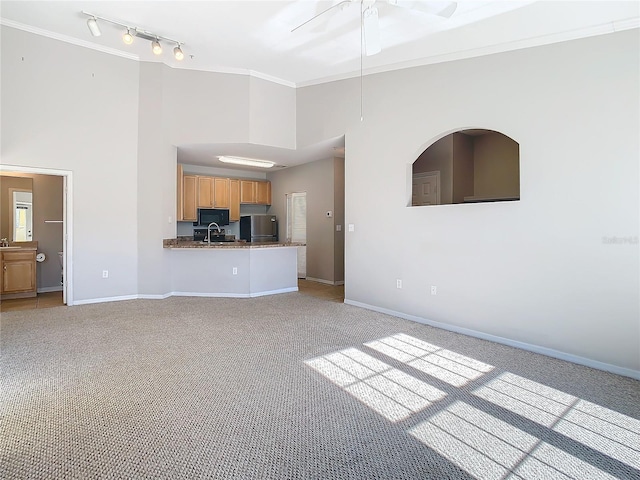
(0, 165), (73, 306)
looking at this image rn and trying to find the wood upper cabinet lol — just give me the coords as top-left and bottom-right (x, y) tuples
(182, 175), (197, 221)
(240, 180), (256, 204)
(1, 250), (36, 297)
(255, 181), (271, 205)
(178, 165), (271, 221)
(240, 180), (271, 205)
(177, 164), (197, 222)
(177, 164), (184, 221)
(197, 176), (215, 208)
(214, 177), (230, 208)
(229, 179), (240, 222)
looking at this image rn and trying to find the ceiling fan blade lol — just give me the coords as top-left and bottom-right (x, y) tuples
(292, 0), (353, 32)
(363, 7), (381, 56)
(387, 0), (458, 18)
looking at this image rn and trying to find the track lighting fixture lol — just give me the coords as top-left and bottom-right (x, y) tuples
(86, 17), (101, 37)
(122, 29), (134, 45)
(81, 11), (187, 61)
(151, 39), (162, 55)
(174, 45), (184, 61)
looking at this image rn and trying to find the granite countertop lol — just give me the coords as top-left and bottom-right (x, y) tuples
(163, 238), (305, 249)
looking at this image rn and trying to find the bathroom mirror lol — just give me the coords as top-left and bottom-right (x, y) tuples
(1, 174), (33, 242)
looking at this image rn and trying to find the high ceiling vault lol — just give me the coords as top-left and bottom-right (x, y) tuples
(2, 1), (637, 87)
(2, 1), (637, 170)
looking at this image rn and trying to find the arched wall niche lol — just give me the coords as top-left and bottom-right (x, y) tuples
(410, 129), (520, 206)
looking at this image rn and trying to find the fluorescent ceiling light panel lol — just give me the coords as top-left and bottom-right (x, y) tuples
(217, 156), (275, 168)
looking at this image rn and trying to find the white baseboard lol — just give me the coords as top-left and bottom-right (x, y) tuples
(171, 291), (251, 298)
(37, 286), (63, 293)
(250, 287), (298, 297)
(171, 287), (298, 299)
(73, 294), (139, 305)
(138, 293), (172, 300)
(306, 277), (343, 286)
(73, 287), (299, 305)
(344, 299), (640, 381)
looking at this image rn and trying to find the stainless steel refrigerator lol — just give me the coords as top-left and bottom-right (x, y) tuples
(239, 215), (278, 243)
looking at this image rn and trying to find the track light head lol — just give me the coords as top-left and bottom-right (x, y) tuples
(123, 29), (134, 45)
(174, 45), (184, 61)
(151, 39), (162, 55)
(87, 17), (101, 37)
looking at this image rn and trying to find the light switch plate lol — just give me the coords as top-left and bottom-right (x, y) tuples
(348, 224), (355, 232)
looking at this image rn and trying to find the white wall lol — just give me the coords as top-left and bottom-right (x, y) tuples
(249, 77), (296, 148)
(136, 63), (175, 297)
(1, 27), (140, 302)
(296, 30), (640, 373)
(268, 158), (338, 282)
(164, 68), (250, 145)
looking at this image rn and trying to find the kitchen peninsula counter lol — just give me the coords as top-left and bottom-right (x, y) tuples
(163, 238), (305, 249)
(163, 238), (301, 298)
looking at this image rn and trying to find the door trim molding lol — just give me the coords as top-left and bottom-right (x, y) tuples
(1, 164), (73, 306)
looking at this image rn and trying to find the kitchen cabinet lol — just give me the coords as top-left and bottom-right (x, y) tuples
(1, 249), (36, 298)
(195, 176), (231, 209)
(183, 176), (197, 221)
(229, 179), (240, 222)
(255, 181), (271, 205)
(214, 177), (230, 208)
(198, 176), (214, 208)
(240, 180), (256, 204)
(178, 164), (271, 221)
(177, 165), (197, 222)
(240, 180), (271, 205)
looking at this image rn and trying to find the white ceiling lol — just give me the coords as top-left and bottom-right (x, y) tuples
(2, 1), (637, 170)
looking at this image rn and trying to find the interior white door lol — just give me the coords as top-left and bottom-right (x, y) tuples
(412, 172), (441, 206)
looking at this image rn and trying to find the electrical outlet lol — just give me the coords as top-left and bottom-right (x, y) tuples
(336, 225), (342, 232)
(397, 279), (402, 289)
(233, 267), (238, 275)
(348, 224), (355, 232)
(431, 285), (437, 295)
(102, 270), (109, 279)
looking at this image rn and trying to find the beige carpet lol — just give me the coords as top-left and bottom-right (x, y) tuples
(1, 293), (639, 479)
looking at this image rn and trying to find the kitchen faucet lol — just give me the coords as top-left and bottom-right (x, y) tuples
(207, 222), (221, 246)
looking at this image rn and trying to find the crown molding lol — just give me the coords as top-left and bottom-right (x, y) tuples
(1, 18), (139, 61)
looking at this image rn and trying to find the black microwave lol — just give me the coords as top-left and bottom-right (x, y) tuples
(195, 208), (230, 226)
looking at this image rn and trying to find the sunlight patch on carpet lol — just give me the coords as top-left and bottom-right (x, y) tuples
(305, 347), (446, 422)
